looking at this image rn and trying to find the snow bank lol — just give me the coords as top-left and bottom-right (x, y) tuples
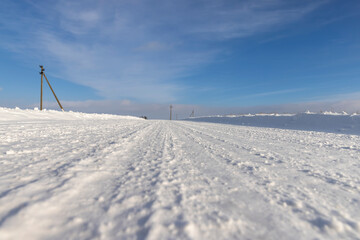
(0, 107), (141, 122)
(186, 112), (360, 135)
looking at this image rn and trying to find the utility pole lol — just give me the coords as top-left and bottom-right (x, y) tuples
(40, 67), (43, 110)
(39, 65), (64, 111)
(170, 104), (173, 120)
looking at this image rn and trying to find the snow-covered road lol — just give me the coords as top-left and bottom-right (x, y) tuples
(1, 118), (360, 239)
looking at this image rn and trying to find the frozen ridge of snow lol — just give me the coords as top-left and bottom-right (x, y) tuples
(0, 107), (360, 239)
(187, 112), (360, 135)
(0, 107), (141, 122)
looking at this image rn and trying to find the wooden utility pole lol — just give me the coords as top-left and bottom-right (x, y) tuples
(40, 70), (43, 110)
(190, 109), (195, 117)
(39, 65), (64, 111)
(170, 105), (173, 120)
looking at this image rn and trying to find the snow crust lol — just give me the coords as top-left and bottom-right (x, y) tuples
(0, 108), (360, 239)
(187, 112), (360, 135)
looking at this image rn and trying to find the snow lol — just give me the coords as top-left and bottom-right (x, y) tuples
(187, 112), (360, 135)
(0, 108), (360, 239)
(0, 107), (139, 122)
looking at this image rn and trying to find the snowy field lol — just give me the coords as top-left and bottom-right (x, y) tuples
(187, 112), (360, 135)
(1, 108), (360, 239)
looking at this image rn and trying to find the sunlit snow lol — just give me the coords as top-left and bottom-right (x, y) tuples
(0, 107), (359, 239)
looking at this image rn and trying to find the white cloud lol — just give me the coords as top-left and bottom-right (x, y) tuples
(185, 0), (327, 39)
(34, 31), (218, 101)
(0, 0), (328, 103)
(237, 88), (307, 99)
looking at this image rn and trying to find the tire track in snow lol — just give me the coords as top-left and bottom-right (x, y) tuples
(97, 122), (170, 239)
(169, 122), (303, 239)
(96, 121), (194, 239)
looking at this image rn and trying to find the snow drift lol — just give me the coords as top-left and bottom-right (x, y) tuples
(0, 107), (141, 122)
(187, 112), (360, 135)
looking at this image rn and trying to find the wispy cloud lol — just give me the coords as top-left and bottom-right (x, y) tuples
(0, 0), (327, 102)
(306, 91), (360, 103)
(246, 88), (307, 98)
(184, 0), (328, 40)
(223, 88), (307, 103)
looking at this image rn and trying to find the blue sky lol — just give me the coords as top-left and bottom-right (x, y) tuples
(0, 0), (360, 118)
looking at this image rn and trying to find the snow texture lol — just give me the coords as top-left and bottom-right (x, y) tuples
(187, 112), (360, 135)
(0, 108), (360, 240)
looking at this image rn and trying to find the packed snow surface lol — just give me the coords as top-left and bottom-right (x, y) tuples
(1, 108), (360, 239)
